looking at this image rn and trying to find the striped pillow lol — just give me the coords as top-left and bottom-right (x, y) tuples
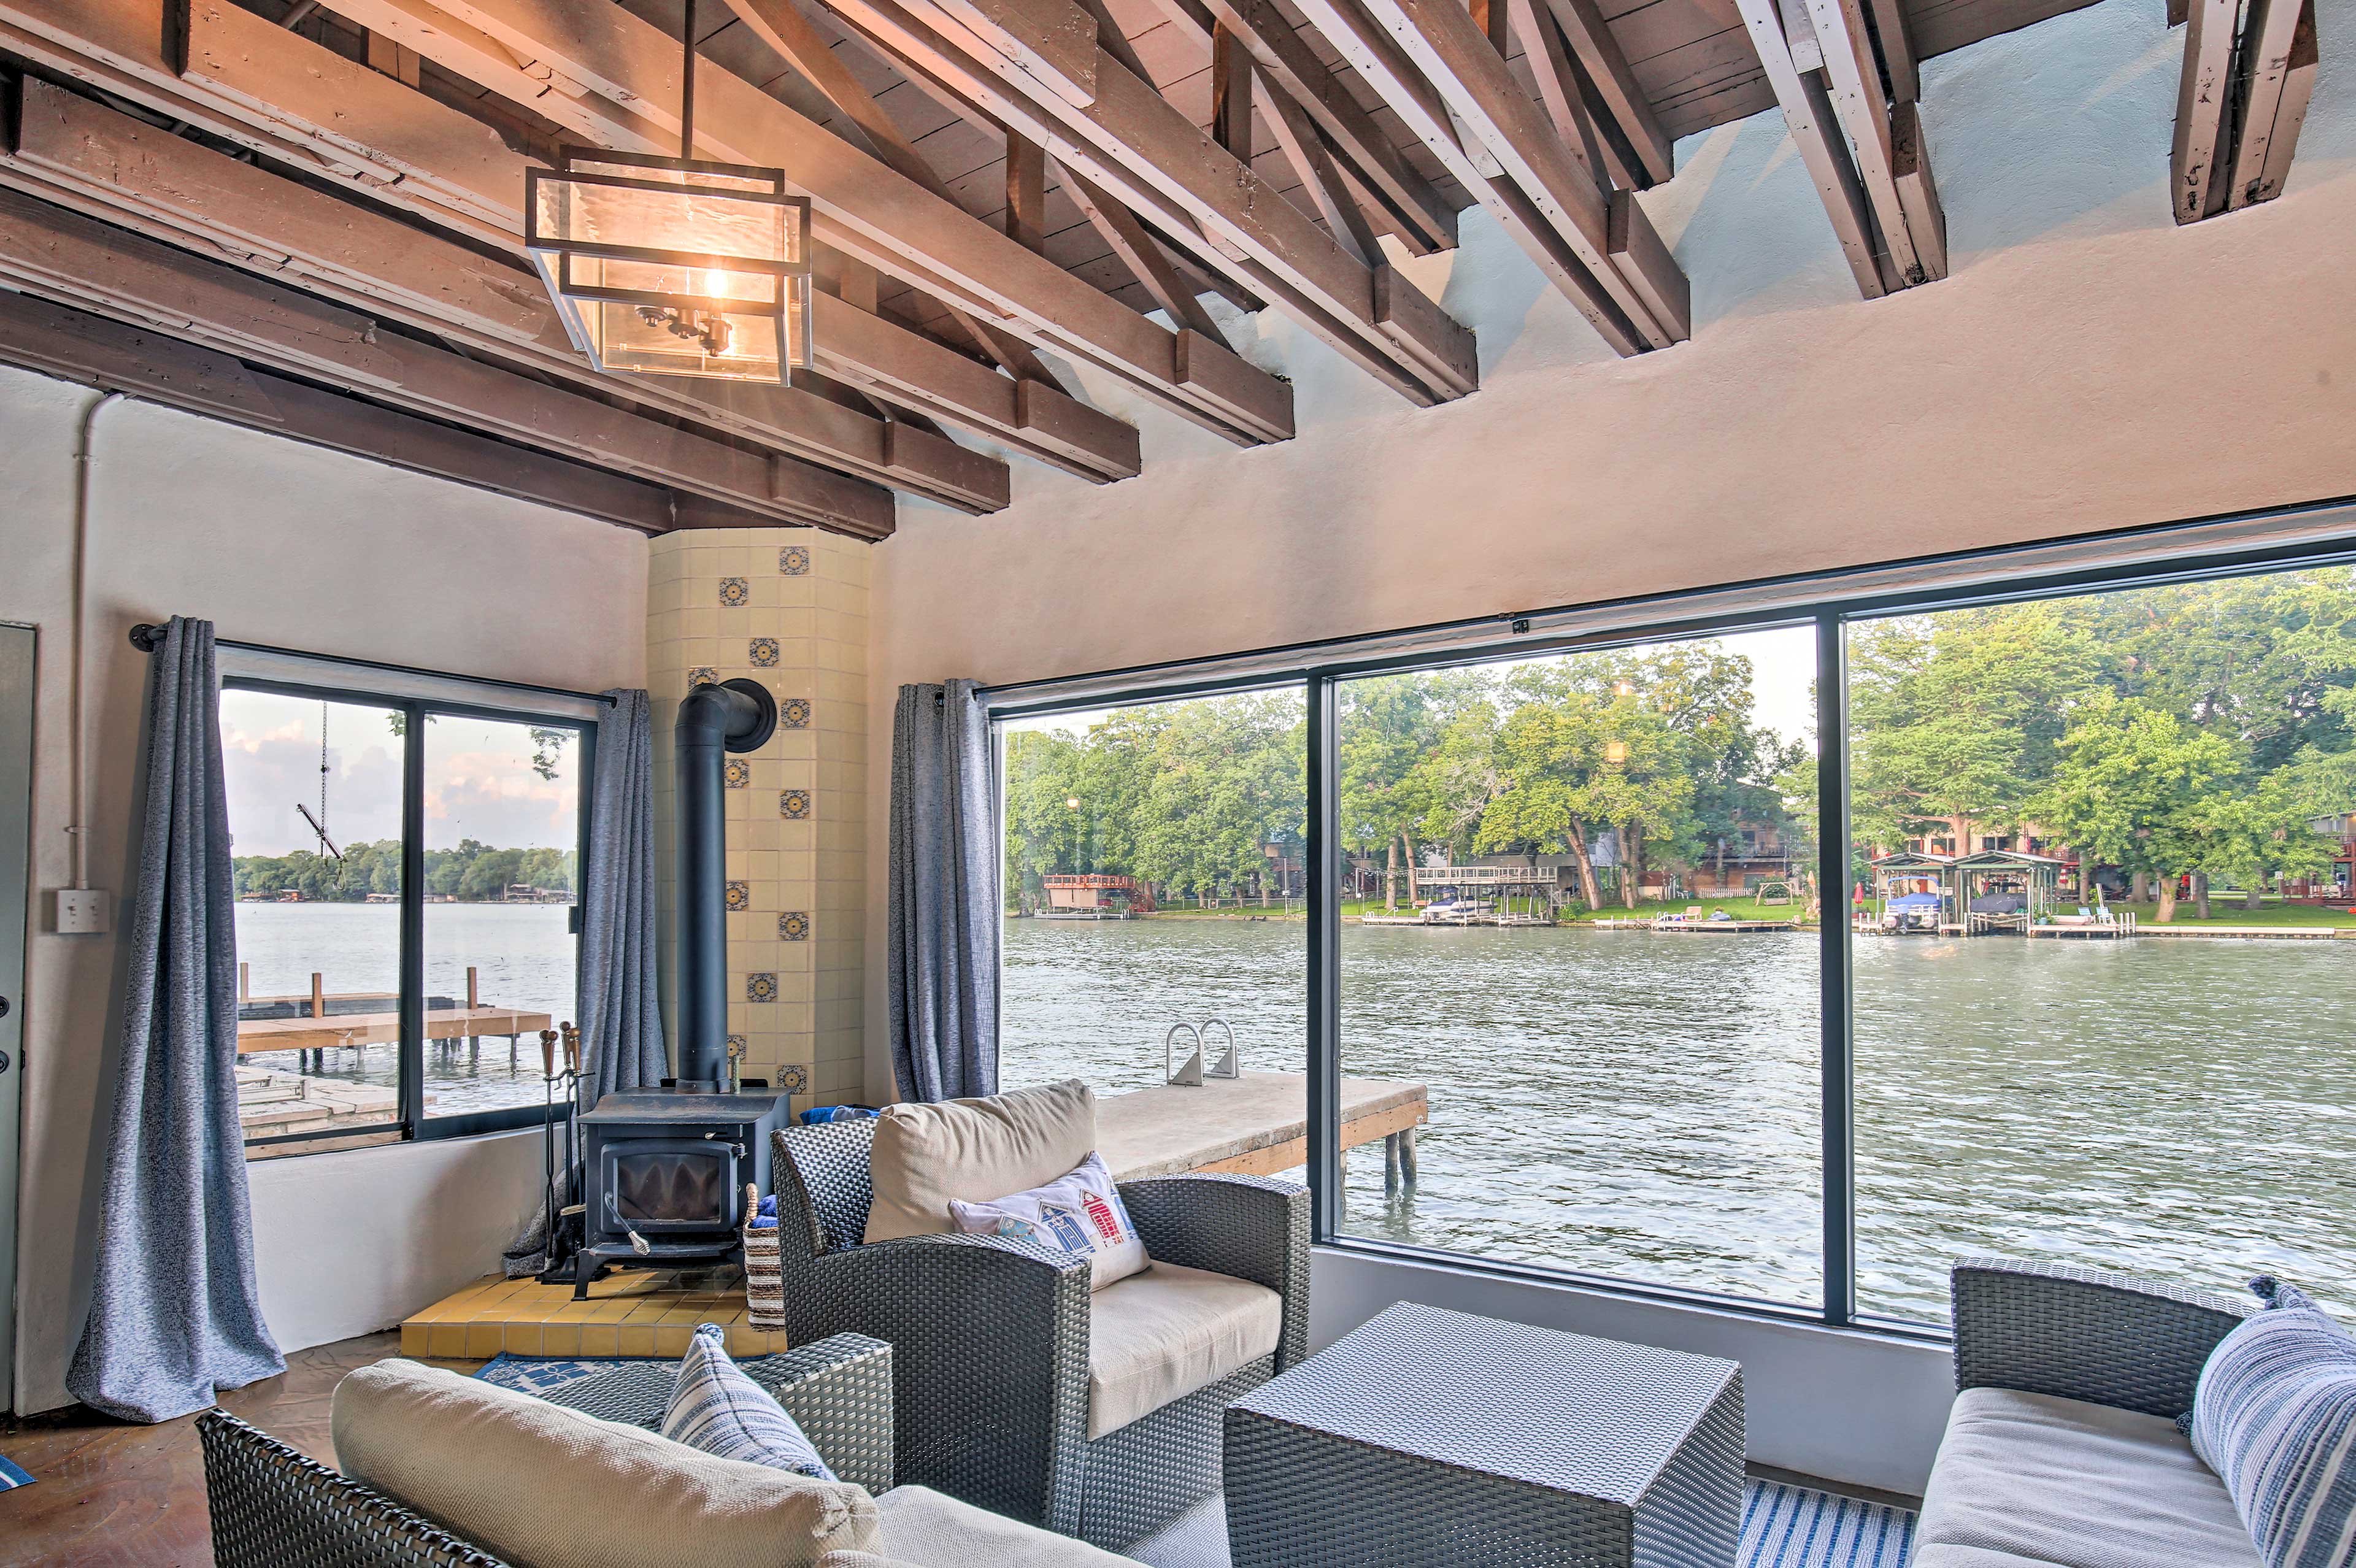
(2190, 1278), (2356, 1568)
(663, 1323), (836, 1482)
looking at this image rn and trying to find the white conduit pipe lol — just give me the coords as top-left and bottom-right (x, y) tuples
(66, 390), (126, 891)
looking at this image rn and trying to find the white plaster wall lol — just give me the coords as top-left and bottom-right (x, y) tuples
(0, 366), (649, 1414)
(861, 0), (2356, 1489)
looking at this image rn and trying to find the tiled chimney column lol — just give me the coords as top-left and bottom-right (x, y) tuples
(647, 529), (868, 1110)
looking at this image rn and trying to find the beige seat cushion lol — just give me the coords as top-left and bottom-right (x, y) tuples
(1087, 1260), (1282, 1439)
(333, 1359), (880, 1568)
(1915, 1387), (2262, 1568)
(864, 1080), (1097, 1244)
(872, 1484), (1138, 1565)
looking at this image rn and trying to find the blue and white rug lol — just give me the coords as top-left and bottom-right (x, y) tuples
(0, 1455), (34, 1491)
(1128, 1482), (1915, 1568)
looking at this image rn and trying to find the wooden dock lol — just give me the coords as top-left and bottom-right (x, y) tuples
(1096, 1070), (1427, 1192)
(236, 1004), (553, 1055)
(234, 1066), (398, 1154)
(2127, 924), (2349, 939)
(1592, 917), (1801, 933)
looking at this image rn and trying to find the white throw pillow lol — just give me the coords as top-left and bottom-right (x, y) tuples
(949, 1152), (1150, 1289)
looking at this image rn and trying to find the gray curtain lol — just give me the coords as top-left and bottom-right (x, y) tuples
(67, 617), (283, 1423)
(888, 680), (998, 1102)
(576, 688), (666, 1108)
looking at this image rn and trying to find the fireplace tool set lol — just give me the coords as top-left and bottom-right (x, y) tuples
(533, 1023), (587, 1285)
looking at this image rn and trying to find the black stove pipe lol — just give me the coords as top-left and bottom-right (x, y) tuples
(674, 678), (777, 1091)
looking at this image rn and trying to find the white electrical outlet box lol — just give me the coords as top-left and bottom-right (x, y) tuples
(54, 888), (110, 934)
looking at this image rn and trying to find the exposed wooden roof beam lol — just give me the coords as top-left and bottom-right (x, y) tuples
(0, 0), (1030, 507)
(1296, 0), (1685, 350)
(1734, 0), (1886, 298)
(326, 0), (1293, 441)
(0, 292), (719, 532)
(1536, 0), (1674, 186)
(1863, 0), (1917, 104)
(823, 0), (1476, 402)
(1255, 60), (1380, 266)
(0, 186), (896, 534)
(1804, 0), (1941, 282)
(2220, 0), (2316, 213)
(1188, 0), (1456, 253)
(1059, 163), (1225, 337)
(2171, 0), (2235, 223)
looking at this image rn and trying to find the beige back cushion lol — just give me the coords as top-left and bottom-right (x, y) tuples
(863, 1080), (1097, 1244)
(333, 1359), (880, 1568)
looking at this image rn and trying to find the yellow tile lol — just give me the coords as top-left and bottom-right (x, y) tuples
(429, 1324), (469, 1358)
(504, 1326), (545, 1356)
(617, 1324), (659, 1357)
(579, 1325), (622, 1357)
(464, 1323), (507, 1358)
(654, 1325), (695, 1357)
(588, 1299), (637, 1323)
(541, 1324), (582, 1357)
(401, 1324), (431, 1356)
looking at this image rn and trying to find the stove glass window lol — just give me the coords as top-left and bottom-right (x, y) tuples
(614, 1150), (726, 1225)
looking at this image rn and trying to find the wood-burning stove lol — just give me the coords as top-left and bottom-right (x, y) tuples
(573, 675), (789, 1295)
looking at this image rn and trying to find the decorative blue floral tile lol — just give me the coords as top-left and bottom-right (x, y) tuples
(779, 911), (810, 941)
(718, 576), (750, 607)
(723, 758), (750, 790)
(779, 545), (811, 576)
(749, 636), (779, 667)
(725, 880), (750, 912)
(780, 788), (812, 820)
(746, 972), (777, 1003)
(780, 697), (812, 729)
(778, 1063), (810, 1096)
(688, 666), (718, 688)
(726, 1032), (747, 1061)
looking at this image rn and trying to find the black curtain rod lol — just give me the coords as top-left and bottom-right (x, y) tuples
(128, 622), (617, 708)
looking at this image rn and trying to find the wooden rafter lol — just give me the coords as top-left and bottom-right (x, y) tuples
(0, 185), (899, 534)
(2174, 0), (2318, 220)
(1255, 63), (1380, 267)
(2171, 0), (2236, 223)
(0, 293), (726, 533)
(1185, 0), (1455, 254)
(1293, 0), (1686, 352)
(0, 0), (1041, 507)
(1059, 164), (1225, 337)
(1536, 0), (1674, 188)
(817, 0), (1476, 403)
(318, 0), (1293, 442)
(1804, 0), (1934, 283)
(1734, 0), (1895, 298)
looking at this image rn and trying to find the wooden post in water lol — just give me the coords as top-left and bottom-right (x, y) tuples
(239, 961), (250, 1002)
(467, 966), (480, 1065)
(310, 972), (326, 1075)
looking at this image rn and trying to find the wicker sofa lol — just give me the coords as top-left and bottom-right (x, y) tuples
(1914, 1255), (2265, 1568)
(766, 1116), (1312, 1549)
(197, 1333), (1138, 1567)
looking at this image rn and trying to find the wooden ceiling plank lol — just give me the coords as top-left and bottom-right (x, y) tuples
(1059, 161), (1225, 336)
(1802, 0), (1923, 280)
(0, 292), (701, 531)
(1733, 0), (1885, 298)
(1191, 0), (1457, 250)
(2224, 0), (2305, 209)
(1350, 0), (1685, 344)
(0, 185), (896, 534)
(336, 0), (1295, 434)
(1538, 0), (1675, 185)
(2169, 0), (2235, 223)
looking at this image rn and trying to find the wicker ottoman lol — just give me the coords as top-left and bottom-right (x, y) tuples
(1223, 1302), (1743, 1568)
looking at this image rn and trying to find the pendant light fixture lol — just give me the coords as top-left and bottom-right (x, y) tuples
(525, 0), (814, 384)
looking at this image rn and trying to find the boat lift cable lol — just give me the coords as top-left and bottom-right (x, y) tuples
(299, 701), (342, 860)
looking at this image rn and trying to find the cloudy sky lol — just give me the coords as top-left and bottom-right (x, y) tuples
(221, 690), (582, 857)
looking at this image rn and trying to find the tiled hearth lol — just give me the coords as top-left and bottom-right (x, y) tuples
(399, 1272), (790, 1360)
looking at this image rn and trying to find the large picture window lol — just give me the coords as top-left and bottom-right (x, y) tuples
(221, 664), (595, 1156)
(989, 537), (2356, 1332)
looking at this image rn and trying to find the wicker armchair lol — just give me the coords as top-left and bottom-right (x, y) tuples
(197, 1332), (895, 1568)
(768, 1116), (1312, 1548)
(1949, 1255), (2257, 1417)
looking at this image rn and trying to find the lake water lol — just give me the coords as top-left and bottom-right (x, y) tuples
(1001, 917), (2356, 1323)
(234, 902), (577, 1118)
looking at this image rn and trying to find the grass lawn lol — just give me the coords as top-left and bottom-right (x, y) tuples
(1342, 894), (1814, 924)
(2092, 899), (2356, 928)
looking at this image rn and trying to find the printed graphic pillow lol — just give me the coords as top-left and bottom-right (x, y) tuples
(2190, 1277), (2356, 1568)
(949, 1152), (1149, 1289)
(664, 1323), (837, 1481)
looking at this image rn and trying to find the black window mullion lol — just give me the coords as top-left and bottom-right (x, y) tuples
(1306, 675), (1342, 1243)
(1816, 613), (1856, 1326)
(399, 698), (426, 1137)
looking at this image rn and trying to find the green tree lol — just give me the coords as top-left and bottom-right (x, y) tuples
(2036, 694), (2238, 922)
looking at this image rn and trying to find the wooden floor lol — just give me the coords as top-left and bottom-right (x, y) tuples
(0, 1332), (477, 1568)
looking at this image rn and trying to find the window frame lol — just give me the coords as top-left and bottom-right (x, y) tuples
(986, 515), (2356, 1346)
(225, 659), (601, 1155)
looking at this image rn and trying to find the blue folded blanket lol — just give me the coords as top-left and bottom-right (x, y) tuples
(747, 1193), (779, 1231)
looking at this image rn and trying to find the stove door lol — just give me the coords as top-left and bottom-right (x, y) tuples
(600, 1137), (742, 1233)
